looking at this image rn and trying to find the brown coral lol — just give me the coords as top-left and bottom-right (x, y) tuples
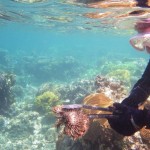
(140, 127), (150, 142)
(83, 93), (113, 125)
(83, 93), (113, 108)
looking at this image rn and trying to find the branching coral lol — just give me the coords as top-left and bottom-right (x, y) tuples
(35, 91), (61, 114)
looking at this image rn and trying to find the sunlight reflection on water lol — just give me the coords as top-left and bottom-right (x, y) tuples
(0, 0), (149, 33)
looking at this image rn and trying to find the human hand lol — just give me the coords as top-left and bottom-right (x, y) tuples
(108, 103), (147, 136)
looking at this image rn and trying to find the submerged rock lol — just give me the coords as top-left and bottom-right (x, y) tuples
(0, 73), (15, 116)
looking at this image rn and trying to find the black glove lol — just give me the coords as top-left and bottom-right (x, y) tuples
(108, 103), (148, 136)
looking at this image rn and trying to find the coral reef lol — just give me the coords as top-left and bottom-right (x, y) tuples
(0, 51), (148, 149)
(99, 58), (146, 87)
(12, 85), (24, 98)
(83, 93), (113, 108)
(35, 91), (61, 114)
(55, 98), (150, 150)
(55, 76), (150, 150)
(0, 99), (148, 150)
(95, 75), (127, 102)
(0, 102), (57, 150)
(56, 121), (149, 150)
(83, 93), (113, 125)
(0, 73), (150, 149)
(107, 69), (131, 85)
(57, 75), (127, 104)
(20, 55), (84, 84)
(36, 82), (59, 96)
(0, 73), (15, 116)
(6, 111), (37, 139)
(58, 79), (96, 104)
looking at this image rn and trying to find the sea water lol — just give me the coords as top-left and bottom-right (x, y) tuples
(0, 0), (149, 149)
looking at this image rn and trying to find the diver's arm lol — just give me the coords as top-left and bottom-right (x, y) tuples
(122, 59), (150, 108)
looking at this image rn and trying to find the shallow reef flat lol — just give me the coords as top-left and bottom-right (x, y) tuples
(0, 74), (149, 149)
(0, 49), (149, 149)
(0, 102), (57, 149)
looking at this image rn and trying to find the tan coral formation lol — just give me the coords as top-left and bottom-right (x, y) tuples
(140, 127), (150, 143)
(83, 93), (113, 108)
(83, 93), (113, 126)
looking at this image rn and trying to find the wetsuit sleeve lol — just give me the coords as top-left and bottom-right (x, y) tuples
(122, 59), (150, 108)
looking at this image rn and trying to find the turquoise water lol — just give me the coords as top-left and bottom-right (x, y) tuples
(0, 0), (149, 65)
(0, 0), (150, 150)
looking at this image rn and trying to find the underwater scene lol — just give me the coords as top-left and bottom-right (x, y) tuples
(1, 0), (150, 149)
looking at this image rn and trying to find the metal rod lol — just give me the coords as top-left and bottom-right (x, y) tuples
(62, 104), (83, 109)
(83, 105), (114, 112)
(62, 104), (115, 112)
(88, 114), (118, 119)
